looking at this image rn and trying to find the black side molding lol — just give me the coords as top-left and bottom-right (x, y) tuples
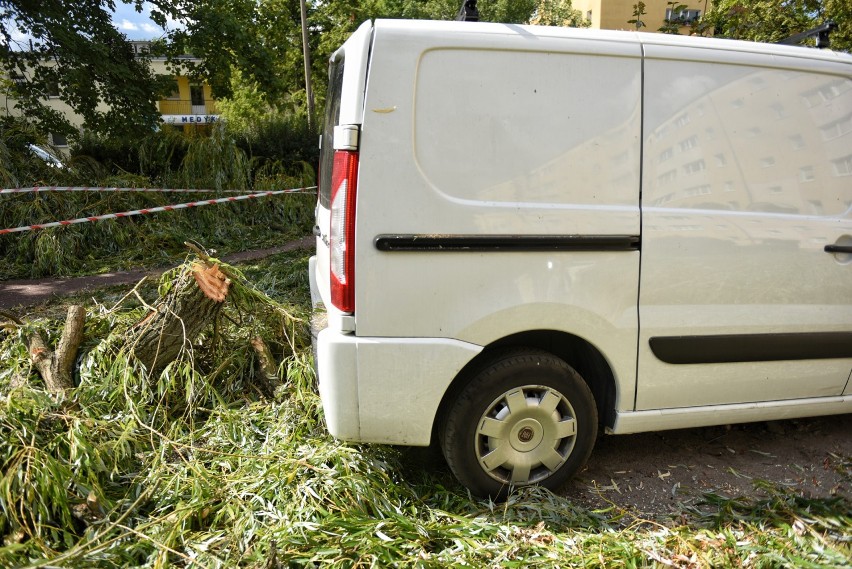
(650, 332), (852, 364)
(825, 244), (852, 254)
(374, 234), (640, 252)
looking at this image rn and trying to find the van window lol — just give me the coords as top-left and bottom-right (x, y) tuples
(643, 62), (852, 216)
(319, 60), (345, 208)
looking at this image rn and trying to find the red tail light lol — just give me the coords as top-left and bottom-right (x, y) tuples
(330, 150), (359, 312)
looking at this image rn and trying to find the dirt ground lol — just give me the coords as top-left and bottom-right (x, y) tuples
(564, 414), (851, 519)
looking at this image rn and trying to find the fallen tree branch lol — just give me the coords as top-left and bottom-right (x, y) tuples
(28, 305), (86, 393)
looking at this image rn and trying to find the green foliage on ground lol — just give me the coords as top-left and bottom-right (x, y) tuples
(0, 122), (315, 280)
(0, 250), (849, 567)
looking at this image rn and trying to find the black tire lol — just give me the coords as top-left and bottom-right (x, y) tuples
(440, 349), (598, 498)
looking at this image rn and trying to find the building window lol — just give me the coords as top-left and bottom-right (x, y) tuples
(683, 159), (705, 175)
(800, 79), (851, 108)
(683, 184), (711, 197)
(586, 10), (592, 21)
(190, 84), (205, 106)
(832, 154), (852, 176)
(50, 133), (68, 147)
(715, 153), (726, 167)
(658, 169), (677, 184)
(165, 80), (181, 100)
(675, 114), (690, 128)
(659, 147), (673, 162)
(760, 156), (776, 168)
(789, 134), (805, 149)
(46, 80), (60, 98)
(652, 192), (676, 205)
(820, 114), (852, 140)
(679, 136), (698, 151)
(665, 8), (701, 23)
(799, 166), (815, 182)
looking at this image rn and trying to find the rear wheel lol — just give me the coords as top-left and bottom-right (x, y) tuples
(441, 350), (597, 498)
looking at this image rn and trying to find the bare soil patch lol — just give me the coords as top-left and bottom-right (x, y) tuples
(564, 414), (851, 520)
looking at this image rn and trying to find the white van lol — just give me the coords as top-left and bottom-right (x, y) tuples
(309, 19), (852, 497)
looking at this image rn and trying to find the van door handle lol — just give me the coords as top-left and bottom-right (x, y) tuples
(825, 244), (852, 254)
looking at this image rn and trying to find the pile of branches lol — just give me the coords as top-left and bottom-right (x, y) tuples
(0, 248), (309, 564)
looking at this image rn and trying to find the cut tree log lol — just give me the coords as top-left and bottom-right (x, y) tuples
(124, 261), (231, 373)
(28, 305), (86, 393)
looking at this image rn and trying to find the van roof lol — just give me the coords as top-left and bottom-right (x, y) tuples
(372, 19), (852, 66)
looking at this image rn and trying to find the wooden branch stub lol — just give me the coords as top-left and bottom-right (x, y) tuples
(192, 263), (231, 302)
(251, 336), (279, 382)
(27, 305), (85, 393)
(0, 309), (24, 326)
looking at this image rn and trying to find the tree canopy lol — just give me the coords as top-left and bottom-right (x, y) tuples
(703, 0), (851, 51)
(0, 0), (168, 138)
(1, 0), (849, 144)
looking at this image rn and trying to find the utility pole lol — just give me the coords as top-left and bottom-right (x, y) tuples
(300, 0), (315, 128)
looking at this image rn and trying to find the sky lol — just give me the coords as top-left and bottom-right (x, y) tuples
(4, 2), (178, 47)
(111, 2), (177, 41)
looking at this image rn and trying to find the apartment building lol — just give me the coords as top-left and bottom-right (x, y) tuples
(572, 0), (708, 32)
(0, 40), (219, 150)
(130, 41), (219, 135)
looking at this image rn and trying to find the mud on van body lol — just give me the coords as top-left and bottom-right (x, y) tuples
(309, 19), (852, 497)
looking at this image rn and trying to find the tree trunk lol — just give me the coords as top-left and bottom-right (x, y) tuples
(124, 262), (230, 373)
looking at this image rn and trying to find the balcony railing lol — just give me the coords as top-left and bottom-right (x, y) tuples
(158, 99), (218, 115)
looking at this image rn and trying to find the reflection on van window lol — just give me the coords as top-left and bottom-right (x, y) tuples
(644, 61), (852, 217)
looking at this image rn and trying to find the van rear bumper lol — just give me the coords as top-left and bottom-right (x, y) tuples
(315, 327), (482, 446)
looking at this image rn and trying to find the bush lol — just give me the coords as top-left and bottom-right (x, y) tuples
(0, 126), (316, 280)
(234, 113), (319, 177)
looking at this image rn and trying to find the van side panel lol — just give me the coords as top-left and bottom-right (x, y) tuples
(637, 46), (852, 409)
(354, 24), (643, 413)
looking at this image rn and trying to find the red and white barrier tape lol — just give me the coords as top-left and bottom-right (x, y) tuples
(1, 186), (249, 195)
(0, 187), (317, 235)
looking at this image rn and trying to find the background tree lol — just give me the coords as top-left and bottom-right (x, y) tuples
(703, 0), (850, 50)
(0, 0), (291, 142)
(0, 0), (170, 139)
(530, 0), (590, 27)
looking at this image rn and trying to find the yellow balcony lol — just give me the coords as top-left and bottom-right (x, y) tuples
(158, 99), (218, 115)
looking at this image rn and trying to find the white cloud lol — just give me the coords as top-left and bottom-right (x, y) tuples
(142, 23), (159, 34)
(118, 19), (140, 32)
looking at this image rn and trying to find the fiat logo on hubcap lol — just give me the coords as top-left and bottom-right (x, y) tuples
(518, 426), (535, 443)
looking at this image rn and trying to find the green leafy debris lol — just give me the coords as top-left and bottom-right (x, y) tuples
(0, 251), (849, 567)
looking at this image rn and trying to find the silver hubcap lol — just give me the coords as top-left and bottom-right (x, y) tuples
(475, 385), (577, 485)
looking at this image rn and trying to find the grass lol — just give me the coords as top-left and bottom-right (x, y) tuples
(0, 251), (850, 568)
